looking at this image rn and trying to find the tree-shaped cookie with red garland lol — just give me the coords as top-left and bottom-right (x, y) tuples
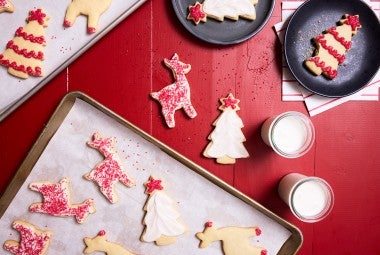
(196, 222), (267, 255)
(141, 176), (186, 246)
(203, 93), (249, 164)
(85, 132), (136, 203)
(0, 8), (49, 79)
(29, 178), (96, 224)
(305, 14), (361, 79)
(3, 220), (53, 255)
(0, 0), (14, 13)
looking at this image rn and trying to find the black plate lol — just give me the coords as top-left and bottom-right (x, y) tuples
(284, 0), (380, 97)
(172, 0), (275, 45)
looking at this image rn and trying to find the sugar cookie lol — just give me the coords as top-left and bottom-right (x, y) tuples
(85, 132), (136, 203)
(0, 8), (49, 79)
(202, 0), (258, 21)
(0, 0), (14, 13)
(203, 93), (249, 164)
(305, 14), (361, 79)
(187, 2), (207, 25)
(150, 53), (197, 128)
(196, 222), (267, 255)
(3, 220), (53, 255)
(29, 177), (96, 224)
(84, 230), (137, 255)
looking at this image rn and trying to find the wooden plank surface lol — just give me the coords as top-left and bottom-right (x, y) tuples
(0, 0), (379, 254)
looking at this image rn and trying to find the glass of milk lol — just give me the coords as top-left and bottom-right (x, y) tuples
(278, 173), (334, 222)
(261, 111), (315, 158)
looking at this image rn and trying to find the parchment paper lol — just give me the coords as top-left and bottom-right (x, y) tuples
(0, 98), (291, 254)
(0, 0), (145, 117)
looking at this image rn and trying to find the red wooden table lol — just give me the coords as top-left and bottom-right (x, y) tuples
(1, 1), (379, 254)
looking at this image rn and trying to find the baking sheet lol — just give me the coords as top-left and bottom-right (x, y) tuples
(0, 92), (302, 254)
(0, 0), (146, 121)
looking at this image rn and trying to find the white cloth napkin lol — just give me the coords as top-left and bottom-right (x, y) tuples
(274, 0), (380, 116)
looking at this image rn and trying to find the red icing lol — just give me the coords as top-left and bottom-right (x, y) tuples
(0, 0), (9, 8)
(315, 35), (345, 64)
(255, 228), (262, 236)
(327, 27), (351, 50)
(3, 221), (51, 255)
(308, 56), (337, 79)
(88, 27), (96, 34)
(6, 40), (44, 60)
(261, 250), (268, 255)
(0, 54), (42, 76)
(206, 221), (213, 227)
(188, 2), (206, 23)
(27, 9), (47, 25)
(29, 178), (95, 224)
(344, 15), (361, 32)
(145, 176), (163, 194)
(15, 27), (46, 44)
(86, 132), (135, 203)
(150, 53), (197, 128)
(221, 94), (239, 110)
(63, 19), (72, 27)
(98, 230), (106, 236)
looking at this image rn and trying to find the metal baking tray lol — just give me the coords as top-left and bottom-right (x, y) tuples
(0, 0), (147, 121)
(0, 91), (302, 254)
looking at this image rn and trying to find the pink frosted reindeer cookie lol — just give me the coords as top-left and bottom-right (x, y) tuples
(151, 53), (197, 128)
(29, 177), (96, 224)
(196, 222), (267, 255)
(63, 0), (112, 33)
(0, 0), (14, 13)
(85, 132), (136, 203)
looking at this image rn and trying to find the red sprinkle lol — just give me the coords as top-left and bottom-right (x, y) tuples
(255, 228), (262, 236)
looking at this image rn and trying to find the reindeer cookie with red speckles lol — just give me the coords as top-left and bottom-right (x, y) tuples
(150, 53), (197, 128)
(85, 132), (136, 203)
(196, 221), (267, 255)
(3, 220), (53, 255)
(29, 177), (96, 224)
(0, 0), (14, 13)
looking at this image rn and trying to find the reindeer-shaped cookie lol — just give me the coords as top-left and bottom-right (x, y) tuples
(196, 222), (267, 255)
(304, 14), (361, 79)
(85, 132), (136, 203)
(84, 230), (137, 255)
(0, 0), (14, 13)
(29, 178), (96, 224)
(151, 53), (197, 128)
(63, 0), (112, 33)
(4, 220), (53, 255)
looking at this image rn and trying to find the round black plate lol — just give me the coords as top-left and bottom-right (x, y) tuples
(172, 0), (275, 45)
(284, 0), (380, 97)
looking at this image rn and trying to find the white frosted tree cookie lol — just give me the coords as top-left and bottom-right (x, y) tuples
(304, 14), (361, 79)
(84, 230), (137, 255)
(203, 93), (249, 164)
(63, 0), (112, 33)
(3, 220), (53, 255)
(85, 132), (136, 203)
(29, 177), (96, 224)
(141, 176), (186, 246)
(202, 0), (258, 21)
(0, 0), (14, 13)
(0, 8), (49, 79)
(150, 53), (197, 128)
(196, 222), (267, 255)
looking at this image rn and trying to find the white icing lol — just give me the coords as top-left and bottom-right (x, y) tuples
(142, 191), (185, 242)
(203, 0), (257, 20)
(206, 109), (249, 158)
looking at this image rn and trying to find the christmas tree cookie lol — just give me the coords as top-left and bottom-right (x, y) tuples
(0, 8), (49, 79)
(203, 0), (258, 21)
(3, 220), (53, 255)
(305, 14), (361, 79)
(0, 0), (14, 13)
(141, 176), (186, 246)
(203, 93), (249, 164)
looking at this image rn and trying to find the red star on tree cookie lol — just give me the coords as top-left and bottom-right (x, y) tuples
(187, 2), (207, 25)
(145, 176), (164, 194)
(219, 93), (240, 111)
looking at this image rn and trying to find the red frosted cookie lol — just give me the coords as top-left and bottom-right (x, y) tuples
(187, 2), (207, 25)
(29, 177), (96, 224)
(3, 220), (53, 255)
(0, 0), (14, 13)
(150, 53), (197, 128)
(85, 132), (136, 203)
